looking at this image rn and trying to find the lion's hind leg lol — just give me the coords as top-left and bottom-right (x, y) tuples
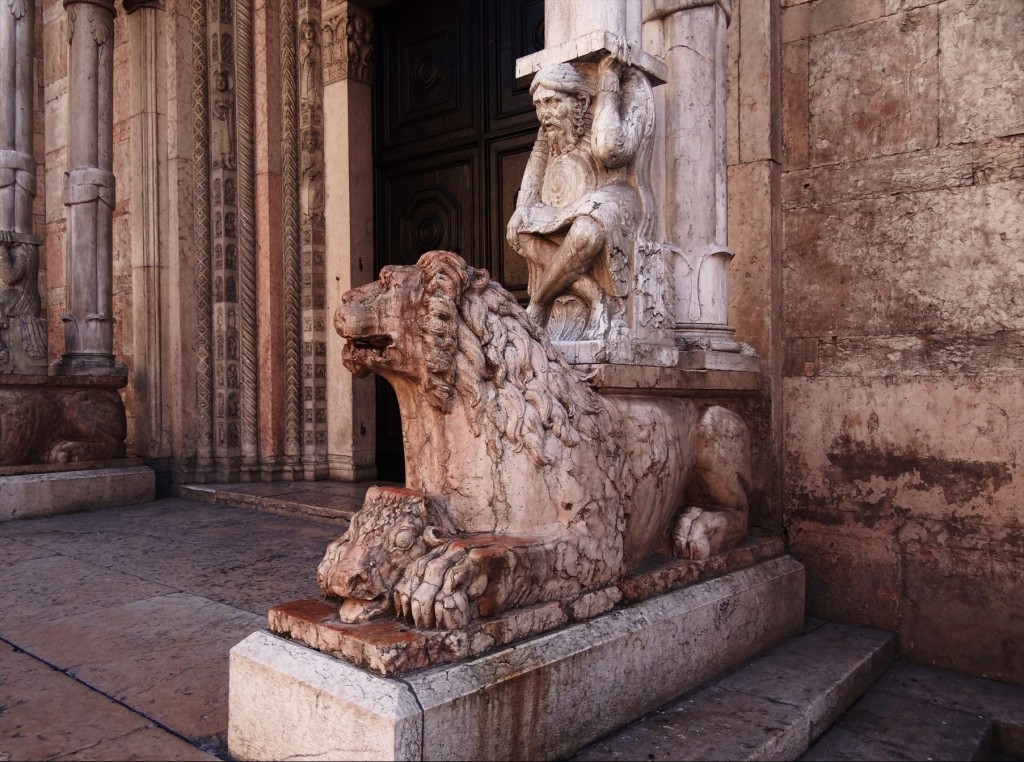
(673, 406), (751, 561)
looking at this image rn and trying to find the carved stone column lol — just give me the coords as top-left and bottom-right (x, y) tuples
(0, 0), (47, 375)
(646, 0), (757, 371)
(54, 0), (126, 376)
(323, 0), (376, 480)
(124, 0), (169, 461)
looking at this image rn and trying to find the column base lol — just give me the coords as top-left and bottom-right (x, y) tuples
(676, 324), (760, 372)
(51, 355), (129, 377)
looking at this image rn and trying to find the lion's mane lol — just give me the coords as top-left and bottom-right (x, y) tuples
(415, 250), (609, 467)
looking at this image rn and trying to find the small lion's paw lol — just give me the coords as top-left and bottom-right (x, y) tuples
(393, 542), (492, 630)
(672, 506), (730, 561)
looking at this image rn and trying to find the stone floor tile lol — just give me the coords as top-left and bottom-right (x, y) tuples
(190, 555), (329, 615)
(0, 535), (56, 564)
(0, 554), (174, 632)
(875, 662), (1024, 756)
(5, 593), (264, 742)
(0, 643), (213, 762)
(800, 688), (993, 761)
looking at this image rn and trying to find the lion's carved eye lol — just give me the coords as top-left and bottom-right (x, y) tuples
(392, 528), (418, 550)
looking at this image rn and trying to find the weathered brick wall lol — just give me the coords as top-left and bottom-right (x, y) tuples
(779, 0), (1023, 683)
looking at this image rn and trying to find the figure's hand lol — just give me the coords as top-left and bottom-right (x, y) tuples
(597, 49), (626, 80)
(506, 207), (526, 253)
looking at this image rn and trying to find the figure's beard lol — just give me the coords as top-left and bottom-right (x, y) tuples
(545, 122), (578, 156)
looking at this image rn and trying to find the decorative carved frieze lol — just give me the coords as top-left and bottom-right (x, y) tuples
(280, 0), (303, 474)
(322, 1), (373, 87)
(297, 0), (328, 476)
(192, 0), (214, 475)
(208, 0), (242, 472)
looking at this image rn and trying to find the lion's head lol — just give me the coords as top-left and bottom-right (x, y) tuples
(335, 251), (608, 467)
(317, 486), (455, 623)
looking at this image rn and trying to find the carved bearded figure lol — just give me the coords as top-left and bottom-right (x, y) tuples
(507, 55), (656, 342)
(0, 239), (46, 371)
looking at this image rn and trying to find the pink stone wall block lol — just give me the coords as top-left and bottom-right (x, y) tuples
(780, 0), (1024, 683)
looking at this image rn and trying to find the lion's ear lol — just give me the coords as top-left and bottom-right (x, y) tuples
(423, 525), (452, 548)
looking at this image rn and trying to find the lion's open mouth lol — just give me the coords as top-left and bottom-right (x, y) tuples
(347, 334), (392, 353)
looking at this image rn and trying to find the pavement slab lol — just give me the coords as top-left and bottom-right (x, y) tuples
(0, 498), (341, 760)
(0, 554), (175, 632)
(800, 688), (994, 761)
(0, 642), (215, 762)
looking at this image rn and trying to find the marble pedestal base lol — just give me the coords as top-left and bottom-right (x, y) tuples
(0, 465), (155, 522)
(228, 555), (805, 761)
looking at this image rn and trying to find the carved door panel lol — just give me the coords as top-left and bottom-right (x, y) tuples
(373, 0), (542, 481)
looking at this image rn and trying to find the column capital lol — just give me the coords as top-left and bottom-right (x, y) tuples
(122, 0), (164, 14)
(643, 0), (731, 25)
(323, 1), (374, 87)
(62, 0), (116, 14)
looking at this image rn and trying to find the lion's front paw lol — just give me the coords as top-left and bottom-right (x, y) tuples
(393, 541), (492, 630)
(673, 506), (731, 561)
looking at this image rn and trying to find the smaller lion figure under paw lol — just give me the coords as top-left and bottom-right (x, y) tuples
(320, 250), (752, 630)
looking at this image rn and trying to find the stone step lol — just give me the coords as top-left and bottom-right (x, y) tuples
(571, 622), (896, 761)
(176, 480), (397, 525)
(803, 662), (1024, 761)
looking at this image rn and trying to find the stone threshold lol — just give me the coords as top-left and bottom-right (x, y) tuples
(0, 456), (145, 478)
(176, 479), (397, 525)
(269, 535), (784, 676)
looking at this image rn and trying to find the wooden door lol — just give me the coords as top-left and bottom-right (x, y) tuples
(373, 0), (543, 480)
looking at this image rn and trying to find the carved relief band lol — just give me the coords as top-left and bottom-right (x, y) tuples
(298, 0), (328, 476)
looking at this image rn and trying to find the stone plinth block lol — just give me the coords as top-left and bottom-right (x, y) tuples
(272, 537), (784, 676)
(228, 556), (805, 761)
(0, 466), (155, 522)
(581, 363), (761, 397)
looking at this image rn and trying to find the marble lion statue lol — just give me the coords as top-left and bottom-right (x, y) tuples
(321, 250), (750, 630)
(0, 387), (126, 466)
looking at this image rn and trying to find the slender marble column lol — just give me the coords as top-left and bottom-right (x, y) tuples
(54, 0), (126, 376)
(651, 0), (747, 357)
(0, 0), (47, 374)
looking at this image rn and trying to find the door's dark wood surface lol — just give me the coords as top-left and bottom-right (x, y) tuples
(373, 0), (543, 481)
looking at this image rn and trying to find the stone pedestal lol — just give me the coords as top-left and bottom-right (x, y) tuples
(0, 464), (155, 522)
(229, 556), (805, 761)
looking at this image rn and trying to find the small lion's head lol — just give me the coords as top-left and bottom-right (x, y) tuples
(317, 486), (456, 623)
(334, 251), (489, 413)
